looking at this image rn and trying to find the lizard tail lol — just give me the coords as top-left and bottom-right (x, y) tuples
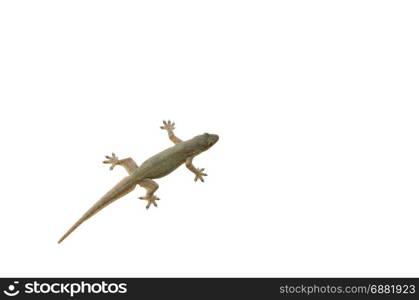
(58, 176), (137, 244)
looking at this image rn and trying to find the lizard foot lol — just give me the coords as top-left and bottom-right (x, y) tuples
(102, 153), (120, 170)
(139, 195), (160, 209)
(194, 168), (207, 182)
(160, 120), (175, 131)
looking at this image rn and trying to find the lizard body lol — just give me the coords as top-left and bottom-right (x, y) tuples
(58, 121), (218, 243)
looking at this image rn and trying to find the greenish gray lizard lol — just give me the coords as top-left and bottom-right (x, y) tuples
(58, 120), (219, 243)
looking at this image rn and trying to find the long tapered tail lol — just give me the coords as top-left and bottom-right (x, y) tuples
(58, 176), (138, 243)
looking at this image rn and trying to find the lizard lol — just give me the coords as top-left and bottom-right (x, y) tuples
(57, 120), (219, 243)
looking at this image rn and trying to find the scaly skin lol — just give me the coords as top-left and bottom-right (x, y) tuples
(58, 121), (219, 243)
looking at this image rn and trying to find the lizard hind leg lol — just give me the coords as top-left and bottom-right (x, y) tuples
(138, 179), (160, 209)
(103, 153), (138, 175)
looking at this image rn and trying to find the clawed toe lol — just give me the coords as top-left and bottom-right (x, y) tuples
(194, 168), (208, 182)
(103, 153), (120, 170)
(160, 120), (176, 131)
(139, 195), (160, 209)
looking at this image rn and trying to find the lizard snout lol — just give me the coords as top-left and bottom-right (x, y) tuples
(208, 134), (219, 145)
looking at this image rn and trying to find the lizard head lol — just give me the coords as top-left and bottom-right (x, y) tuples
(204, 132), (219, 147)
(189, 132), (219, 155)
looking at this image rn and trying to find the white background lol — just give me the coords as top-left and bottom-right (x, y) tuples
(0, 0), (418, 277)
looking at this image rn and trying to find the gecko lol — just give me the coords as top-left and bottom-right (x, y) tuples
(58, 120), (219, 243)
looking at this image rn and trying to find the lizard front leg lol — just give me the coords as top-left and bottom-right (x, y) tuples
(138, 179), (160, 209)
(160, 120), (183, 144)
(103, 153), (138, 175)
(186, 157), (207, 182)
